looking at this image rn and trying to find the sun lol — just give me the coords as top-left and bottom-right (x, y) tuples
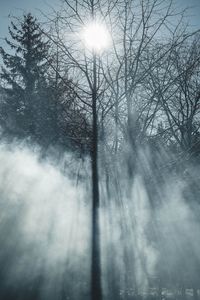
(81, 22), (110, 52)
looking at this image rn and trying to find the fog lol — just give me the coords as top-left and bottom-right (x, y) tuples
(0, 142), (91, 299)
(0, 141), (199, 299)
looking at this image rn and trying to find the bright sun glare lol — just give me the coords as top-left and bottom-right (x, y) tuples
(81, 22), (110, 52)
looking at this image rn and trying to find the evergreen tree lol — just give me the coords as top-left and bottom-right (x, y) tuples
(0, 13), (92, 153)
(0, 13), (49, 139)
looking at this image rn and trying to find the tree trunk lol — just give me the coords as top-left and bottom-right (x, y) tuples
(193, 287), (198, 300)
(91, 52), (102, 300)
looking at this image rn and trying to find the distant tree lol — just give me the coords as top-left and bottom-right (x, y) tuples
(0, 13), (50, 140)
(42, 43), (92, 152)
(147, 34), (200, 159)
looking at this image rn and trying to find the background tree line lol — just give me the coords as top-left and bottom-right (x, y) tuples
(0, 5), (200, 161)
(0, 13), (91, 153)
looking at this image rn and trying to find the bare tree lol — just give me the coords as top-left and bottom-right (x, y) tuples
(42, 1), (116, 299)
(41, 0), (200, 298)
(146, 33), (200, 158)
(103, 0), (196, 152)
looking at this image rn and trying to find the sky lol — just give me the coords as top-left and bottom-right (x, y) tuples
(0, 0), (200, 40)
(0, 0), (60, 39)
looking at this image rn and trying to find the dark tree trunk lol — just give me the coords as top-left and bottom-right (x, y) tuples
(91, 53), (102, 300)
(193, 287), (198, 300)
(157, 280), (162, 300)
(181, 285), (186, 300)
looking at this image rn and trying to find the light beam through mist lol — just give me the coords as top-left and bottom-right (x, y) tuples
(0, 142), (200, 299)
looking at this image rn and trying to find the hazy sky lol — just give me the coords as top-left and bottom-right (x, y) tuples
(0, 0), (200, 40)
(0, 0), (60, 40)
